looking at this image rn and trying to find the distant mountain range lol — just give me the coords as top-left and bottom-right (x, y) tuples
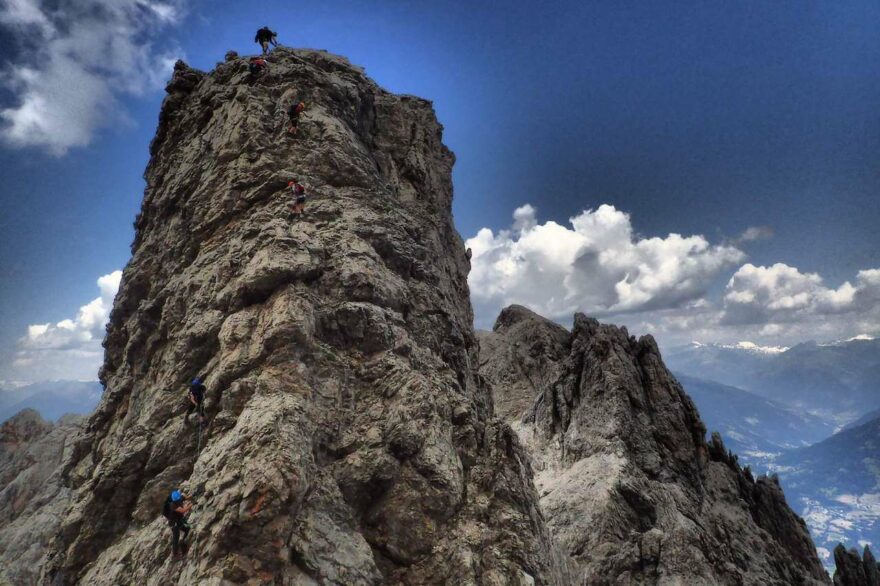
(677, 374), (835, 469)
(665, 337), (880, 424)
(774, 416), (880, 568)
(845, 407), (880, 430)
(0, 380), (102, 423)
(670, 336), (880, 572)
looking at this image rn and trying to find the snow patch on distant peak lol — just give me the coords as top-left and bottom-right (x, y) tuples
(818, 333), (877, 347)
(727, 341), (789, 354)
(0, 380), (30, 389)
(689, 340), (788, 354)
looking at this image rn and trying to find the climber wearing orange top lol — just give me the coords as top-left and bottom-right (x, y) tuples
(289, 179), (307, 218)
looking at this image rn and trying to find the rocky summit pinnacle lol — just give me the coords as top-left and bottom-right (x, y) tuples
(0, 48), (563, 585)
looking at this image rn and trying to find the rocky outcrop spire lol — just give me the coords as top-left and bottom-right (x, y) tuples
(478, 306), (830, 585)
(28, 49), (565, 584)
(833, 544), (880, 586)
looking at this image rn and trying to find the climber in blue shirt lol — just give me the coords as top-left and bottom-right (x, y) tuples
(162, 489), (193, 559)
(185, 377), (207, 425)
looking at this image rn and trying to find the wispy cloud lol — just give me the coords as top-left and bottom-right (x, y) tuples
(0, 0), (185, 154)
(734, 225), (774, 245)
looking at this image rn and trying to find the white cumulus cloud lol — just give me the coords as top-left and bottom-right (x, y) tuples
(466, 203), (745, 327)
(0, 0), (184, 154)
(612, 264), (880, 348)
(722, 263), (880, 325)
(8, 270), (121, 381)
(466, 205), (880, 348)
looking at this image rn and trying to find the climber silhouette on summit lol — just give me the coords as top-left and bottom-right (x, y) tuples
(185, 377), (207, 425)
(255, 26), (278, 54)
(289, 179), (307, 218)
(163, 489), (193, 559)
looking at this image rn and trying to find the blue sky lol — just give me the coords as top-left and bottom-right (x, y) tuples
(0, 0), (878, 382)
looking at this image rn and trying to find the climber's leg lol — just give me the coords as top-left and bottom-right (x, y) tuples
(171, 523), (181, 557)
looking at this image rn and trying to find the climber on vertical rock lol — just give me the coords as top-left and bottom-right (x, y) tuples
(254, 26), (278, 54)
(287, 99), (306, 136)
(289, 179), (307, 218)
(248, 56), (268, 79)
(185, 377), (207, 425)
(162, 489), (193, 559)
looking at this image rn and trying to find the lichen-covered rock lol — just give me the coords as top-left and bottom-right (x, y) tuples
(479, 306), (830, 585)
(0, 410), (84, 585)
(28, 48), (565, 585)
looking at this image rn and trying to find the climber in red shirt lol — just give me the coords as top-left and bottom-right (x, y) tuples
(248, 56), (268, 79)
(287, 100), (306, 136)
(289, 179), (307, 219)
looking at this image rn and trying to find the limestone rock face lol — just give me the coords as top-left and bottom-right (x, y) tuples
(0, 410), (84, 585)
(478, 306), (830, 585)
(35, 49), (564, 585)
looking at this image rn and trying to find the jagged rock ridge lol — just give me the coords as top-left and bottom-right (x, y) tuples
(833, 544), (880, 586)
(478, 305), (830, 585)
(11, 49), (566, 585)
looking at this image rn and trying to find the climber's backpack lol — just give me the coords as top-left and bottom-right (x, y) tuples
(162, 495), (174, 521)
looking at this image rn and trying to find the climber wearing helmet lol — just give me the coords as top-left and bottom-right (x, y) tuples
(254, 26), (278, 54)
(185, 377), (207, 425)
(289, 179), (307, 218)
(162, 489), (193, 559)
